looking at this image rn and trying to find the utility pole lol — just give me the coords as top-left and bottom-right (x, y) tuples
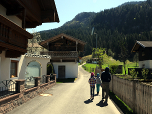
(91, 27), (98, 68)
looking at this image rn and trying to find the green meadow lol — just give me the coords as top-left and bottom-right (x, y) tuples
(81, 54), (139, 74)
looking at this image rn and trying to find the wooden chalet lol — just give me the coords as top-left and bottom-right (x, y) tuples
(40, 33), (86, 79)
(131, 41), (152, 62)
(131, 41), (152, 78)
(0, 0), (59, 58)
(40, 33), (86, 62)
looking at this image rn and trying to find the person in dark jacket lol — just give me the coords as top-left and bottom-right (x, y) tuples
(101, 67), (111, 103)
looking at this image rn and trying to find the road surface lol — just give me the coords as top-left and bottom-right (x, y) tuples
(7, 65), (123, 114)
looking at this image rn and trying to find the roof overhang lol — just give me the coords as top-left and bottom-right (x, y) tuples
(40, 33), (86, 46)
(131, 41), (152, 53)
(39, 33), (86, 51)
(0, 0), (59, 28)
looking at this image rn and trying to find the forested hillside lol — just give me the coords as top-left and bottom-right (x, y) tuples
(40, 0), (152, 61)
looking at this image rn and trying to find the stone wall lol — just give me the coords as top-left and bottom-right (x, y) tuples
(109, 75), (152, 114)
(0, 75), (56, 114)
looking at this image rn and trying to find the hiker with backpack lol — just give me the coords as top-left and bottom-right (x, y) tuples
(101, 67), (111, 104)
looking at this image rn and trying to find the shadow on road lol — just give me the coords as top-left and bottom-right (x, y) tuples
(84, 99), (93, 104)
(94, 94), (99, 96)
(96, 100), (108, 107)
(56, 78), (75, 83)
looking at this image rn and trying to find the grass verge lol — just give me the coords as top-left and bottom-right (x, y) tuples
(109, 91), (136, 114)
(82, 63), (139, 75)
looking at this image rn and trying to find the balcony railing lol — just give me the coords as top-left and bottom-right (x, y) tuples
(0, 80), (16, 98)
(40, 51), (78, 58)
(0, 14), (33, 50)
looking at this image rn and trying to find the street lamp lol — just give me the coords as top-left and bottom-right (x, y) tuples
(91, 27), (97, 68)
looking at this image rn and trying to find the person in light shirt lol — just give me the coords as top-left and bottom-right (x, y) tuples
(96, 73), (102, 95)
(88, 72), (96, 100)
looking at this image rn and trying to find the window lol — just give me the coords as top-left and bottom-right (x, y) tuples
(10, 60), (18, 78)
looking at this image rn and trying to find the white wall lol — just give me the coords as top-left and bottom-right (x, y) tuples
(17, 55), (26, 79)
(0, 4), (22, 27)
(18, 55), (50, 79)
(0, 51), (23, 81)
(0, 53), (50, 81)
(24, 56), (50, 78)
(139, 60), (152, 68)
(0, 51), (11, 81)
(53, 62), (78, 78)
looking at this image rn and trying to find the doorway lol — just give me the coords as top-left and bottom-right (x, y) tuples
(58, 66), (65, 79)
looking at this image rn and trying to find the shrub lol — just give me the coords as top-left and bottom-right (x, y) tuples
(141, 68), (149, 81)
(47, 64), (54, 75)
(129, 69), (138, 79)
(109, 65), (119, 75)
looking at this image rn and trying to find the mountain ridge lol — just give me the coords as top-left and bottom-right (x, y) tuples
(40, 0), (152, 60)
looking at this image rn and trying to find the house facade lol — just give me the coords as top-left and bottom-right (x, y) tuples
(40, 33), (86, 79)
(0, 0), (59, 82)
(131, 41), (152, 68)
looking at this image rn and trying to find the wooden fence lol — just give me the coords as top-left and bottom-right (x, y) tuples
(109, 75), (152, 114)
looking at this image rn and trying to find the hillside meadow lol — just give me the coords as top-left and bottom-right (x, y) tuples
(81, 54), (138, 74)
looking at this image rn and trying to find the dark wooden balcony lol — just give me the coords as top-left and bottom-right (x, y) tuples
(40, 51), (78, 59)
(0, 14), (33, 57)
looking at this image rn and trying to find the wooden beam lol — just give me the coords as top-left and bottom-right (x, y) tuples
(0, 41), (27, 53)
(25, 22), (41, 28)
(41, 10), (54, 20)
(0, 46), (6, 51)
(17, 0), (41, 23)
(6, 8), (24, 16)
(37, 0), (45, 10)
(22, 9), (26, 29)
(5, 50), (23, 58)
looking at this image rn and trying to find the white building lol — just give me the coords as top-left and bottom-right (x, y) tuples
(40, 33), (86, 79)
(0, 0), (59, 82)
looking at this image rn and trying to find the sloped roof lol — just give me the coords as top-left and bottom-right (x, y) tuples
(40, 33), (86, 46)
(131, 41), (152, 52)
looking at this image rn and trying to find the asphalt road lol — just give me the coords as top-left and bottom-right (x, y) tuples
(7, 65), (123, 114)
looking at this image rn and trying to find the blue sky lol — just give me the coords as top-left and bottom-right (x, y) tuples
(27, 0), (146, 33)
